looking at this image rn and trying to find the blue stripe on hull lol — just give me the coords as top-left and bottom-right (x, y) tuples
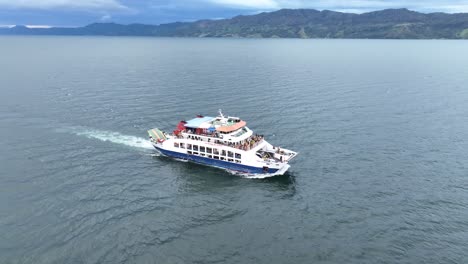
(155, 146), (279, 174)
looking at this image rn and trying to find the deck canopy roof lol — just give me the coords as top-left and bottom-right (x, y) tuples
(217, 120), (246, 133)
(184, 116), (214, 129)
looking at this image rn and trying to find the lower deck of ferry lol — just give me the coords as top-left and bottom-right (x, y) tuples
(154, 145), (281, 174)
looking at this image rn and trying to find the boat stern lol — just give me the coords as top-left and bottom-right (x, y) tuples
(147, 128), (167, 145)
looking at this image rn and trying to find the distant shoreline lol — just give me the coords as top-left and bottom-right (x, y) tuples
(1, 8), (468, 39)
(0, 35), (466, 41)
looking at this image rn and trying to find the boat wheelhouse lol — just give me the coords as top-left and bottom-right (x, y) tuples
(148, 110), (297, 175)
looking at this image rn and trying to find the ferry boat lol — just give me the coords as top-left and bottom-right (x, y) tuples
(148, 111), (297, 175)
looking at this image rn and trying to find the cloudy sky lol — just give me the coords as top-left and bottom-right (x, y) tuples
(1, 0), (468, 27)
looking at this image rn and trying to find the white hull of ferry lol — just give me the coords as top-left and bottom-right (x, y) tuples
(151, 137), (295, 175)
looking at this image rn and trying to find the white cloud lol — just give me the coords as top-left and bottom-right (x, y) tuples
(26, 24), (52, 28)
(0, 0), (127, 10)
(100, 14), (112, 21)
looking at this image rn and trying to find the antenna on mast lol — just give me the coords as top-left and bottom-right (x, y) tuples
(218, 109), (225, 119)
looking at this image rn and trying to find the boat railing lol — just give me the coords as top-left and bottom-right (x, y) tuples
(178, 131), (264, 151)
(183, 130), (219, 139)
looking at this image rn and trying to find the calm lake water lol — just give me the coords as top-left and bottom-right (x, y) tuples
(1, 36), (468, 263)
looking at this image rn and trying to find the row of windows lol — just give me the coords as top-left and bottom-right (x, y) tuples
(174, 143), (242, 159)
(186, 151), (242, 163)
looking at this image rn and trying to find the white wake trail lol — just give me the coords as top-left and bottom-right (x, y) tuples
(225, 164), (290, 179)
(73, 128), (153, 150)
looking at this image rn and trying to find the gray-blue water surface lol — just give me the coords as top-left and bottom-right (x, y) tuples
(1, 36), (468, 263)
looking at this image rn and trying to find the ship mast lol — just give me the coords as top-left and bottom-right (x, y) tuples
(218, 109), (228, 125)
(218, 109), (225, 119)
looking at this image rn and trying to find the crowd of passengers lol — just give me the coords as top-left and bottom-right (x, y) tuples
(184, 133), (264, 150)
(229, 134), (264, 151)
(178, 130), (217, 139)
(183, 128), (246, 139)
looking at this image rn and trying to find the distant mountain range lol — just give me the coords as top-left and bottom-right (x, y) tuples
(2, 8), (468, 39)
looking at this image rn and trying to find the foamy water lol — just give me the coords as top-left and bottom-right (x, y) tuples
(226, 164), (291, 179)
(62, 127), (154, 150)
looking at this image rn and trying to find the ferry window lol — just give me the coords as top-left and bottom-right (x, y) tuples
(193, 145), (199, 151)
(221, 157), (226, 161)
(228, 151), (233, 158)
(206, 147), (212, 154)
(201, 153), (205, 157)
(174, 143), (179, 148)
(235, 153), (241, 159)
(187, 144), (192, 150)
(200, 146), (206, 153)
(228, 158), (233, 162)
(221, 150), (226, 156)
(235, 160), (241, 163)
(208, 155), (213, 158)
(180, 143), (185, 148)
(214, 156), (219, 160)
(188, 151), (192, 155)
(214, 149), (220, 155)
(193, 152), (199, 155)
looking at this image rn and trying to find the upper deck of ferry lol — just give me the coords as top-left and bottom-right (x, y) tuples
(172, 113), (264, 151)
